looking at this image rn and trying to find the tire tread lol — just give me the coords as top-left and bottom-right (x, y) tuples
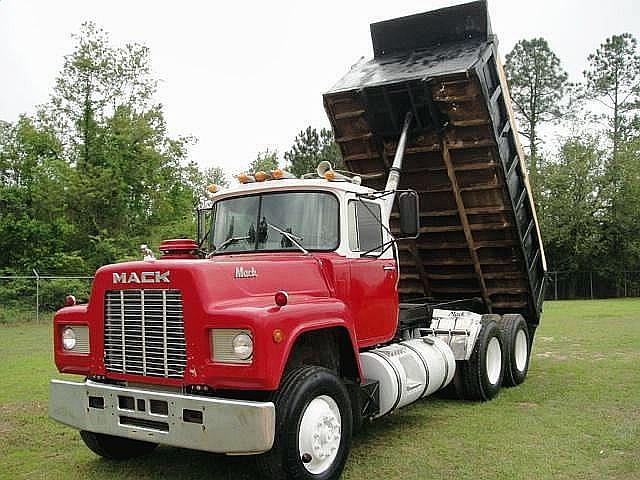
(456, 316), (505, 401)
(497, 314), (530, 386)
(256, 365), (352, 480)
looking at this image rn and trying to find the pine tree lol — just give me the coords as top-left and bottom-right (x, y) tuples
(505, 38), (568, 185)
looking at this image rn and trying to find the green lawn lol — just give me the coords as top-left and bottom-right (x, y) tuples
(1, 299), (639, 479)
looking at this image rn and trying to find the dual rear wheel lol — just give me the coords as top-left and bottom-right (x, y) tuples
(499, 314), (531, 386)
(453, 313), (531, 401)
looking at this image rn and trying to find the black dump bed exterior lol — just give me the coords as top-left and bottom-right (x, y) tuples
(323, 1), (546, 328)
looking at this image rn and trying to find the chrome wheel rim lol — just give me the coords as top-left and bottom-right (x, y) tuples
(486, 337), (502, 385)
(514, 329), (528, 372)
(298, 395), (341, 474)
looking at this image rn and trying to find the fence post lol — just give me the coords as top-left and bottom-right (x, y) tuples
(624, 271), (627, 297)
(590, 271), (594, 300)
(32, 268), (40, 324)
(554, 271), (558, 301)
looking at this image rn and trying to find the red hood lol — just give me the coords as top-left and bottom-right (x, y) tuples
(57, 252), (353, 389)
(92, 252), (332, 307)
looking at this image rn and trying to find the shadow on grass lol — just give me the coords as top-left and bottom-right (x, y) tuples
(76, 401), (448, 480)
(82, 446), (261, 479)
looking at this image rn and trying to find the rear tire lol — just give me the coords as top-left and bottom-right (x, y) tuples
(498, 314), (530, 386)
(79, 431), (157, 460)
(256, 366), (352, 480)
(455, 316), (505, 401)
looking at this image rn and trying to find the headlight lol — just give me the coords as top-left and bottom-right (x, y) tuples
(62, 327), (76, 350)
(61, 325), (89, 353)
(210, 329), (253, 364)
(232, 332), (253, 360)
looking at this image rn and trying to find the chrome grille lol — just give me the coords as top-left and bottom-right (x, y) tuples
(104, 289), (186, 379)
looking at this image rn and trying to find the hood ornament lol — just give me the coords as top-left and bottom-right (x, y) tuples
(140, 244), (156, 261)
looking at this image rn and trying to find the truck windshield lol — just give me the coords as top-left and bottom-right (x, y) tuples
(210, 191), (339, 253)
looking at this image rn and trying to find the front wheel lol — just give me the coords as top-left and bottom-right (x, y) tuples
(256, 366), (352, 480)
(79, 431), (157, 460)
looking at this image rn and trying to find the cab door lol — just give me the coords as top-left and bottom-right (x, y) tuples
(347, 199), (398, 346)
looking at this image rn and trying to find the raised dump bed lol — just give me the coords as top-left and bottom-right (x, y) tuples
(323, 0), (546, 328)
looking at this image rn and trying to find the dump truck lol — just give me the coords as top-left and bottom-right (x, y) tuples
(48, 2), (545, 479)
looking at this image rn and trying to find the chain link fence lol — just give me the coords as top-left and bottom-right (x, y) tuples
(2, 268), (638, 324)
(0, 271), (93, 324)
(544, 270), (640, 300)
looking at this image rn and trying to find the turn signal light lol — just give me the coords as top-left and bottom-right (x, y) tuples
(275, 290), (288, 307)
(272, 329), (284, 344)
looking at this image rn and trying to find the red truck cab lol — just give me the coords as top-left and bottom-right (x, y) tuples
(50, 174), (414, 478)
(53, 177), (400, 388)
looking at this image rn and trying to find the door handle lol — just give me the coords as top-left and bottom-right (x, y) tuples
(383, 265), (396, 271)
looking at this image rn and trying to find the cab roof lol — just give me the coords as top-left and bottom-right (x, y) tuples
(209, 178), (375, 201)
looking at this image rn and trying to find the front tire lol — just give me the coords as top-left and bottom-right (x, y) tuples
(256, 366), (352, 480)
(79, 431), (157, 460)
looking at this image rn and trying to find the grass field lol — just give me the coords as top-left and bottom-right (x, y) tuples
(1, 299), (639, 479)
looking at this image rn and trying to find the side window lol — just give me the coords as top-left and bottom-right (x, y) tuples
(348, 201), (359, 251)
(348, 200), (383, 253)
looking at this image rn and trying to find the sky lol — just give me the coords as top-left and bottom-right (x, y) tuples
(1, 0), (639, 177)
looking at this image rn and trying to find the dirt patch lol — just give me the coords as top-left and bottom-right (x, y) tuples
(517, 402), (539, 409)
(537, 350), (640, 362)
(0, 401), (45, 417)
(0, 401), (46, 438)
(538, 336), (554, 342)
(612, 351), (640, 360)
(535, 351), (571, 361)
(535, 351), (555, 358)
(0, 418), (13, 439)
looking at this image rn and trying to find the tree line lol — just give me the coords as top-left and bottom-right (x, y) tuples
(0, 23), (340, 275)
(1, 22), (638, 296)
(505, 34), (640, 292)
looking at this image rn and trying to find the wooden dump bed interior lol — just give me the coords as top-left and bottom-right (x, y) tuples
(323, 1), (546, 327)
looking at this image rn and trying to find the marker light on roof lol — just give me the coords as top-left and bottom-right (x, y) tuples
(207, 184), (219, 193)
(323, 170), (336, 181)
(237, 173), (255, 184)
(271, 169), (296, 180)
(255, 171), (267, 182)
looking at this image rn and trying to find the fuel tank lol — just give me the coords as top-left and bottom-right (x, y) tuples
(360, 336), (455, 417)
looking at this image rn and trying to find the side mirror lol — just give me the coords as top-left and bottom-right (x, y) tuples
(398, 191), (420, 238)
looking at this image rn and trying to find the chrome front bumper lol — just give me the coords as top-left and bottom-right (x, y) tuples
(48, 379), (275, 455)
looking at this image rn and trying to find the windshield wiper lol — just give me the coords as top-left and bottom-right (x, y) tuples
(267, 223), (308, 255)
(216, 236), (251, 251)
